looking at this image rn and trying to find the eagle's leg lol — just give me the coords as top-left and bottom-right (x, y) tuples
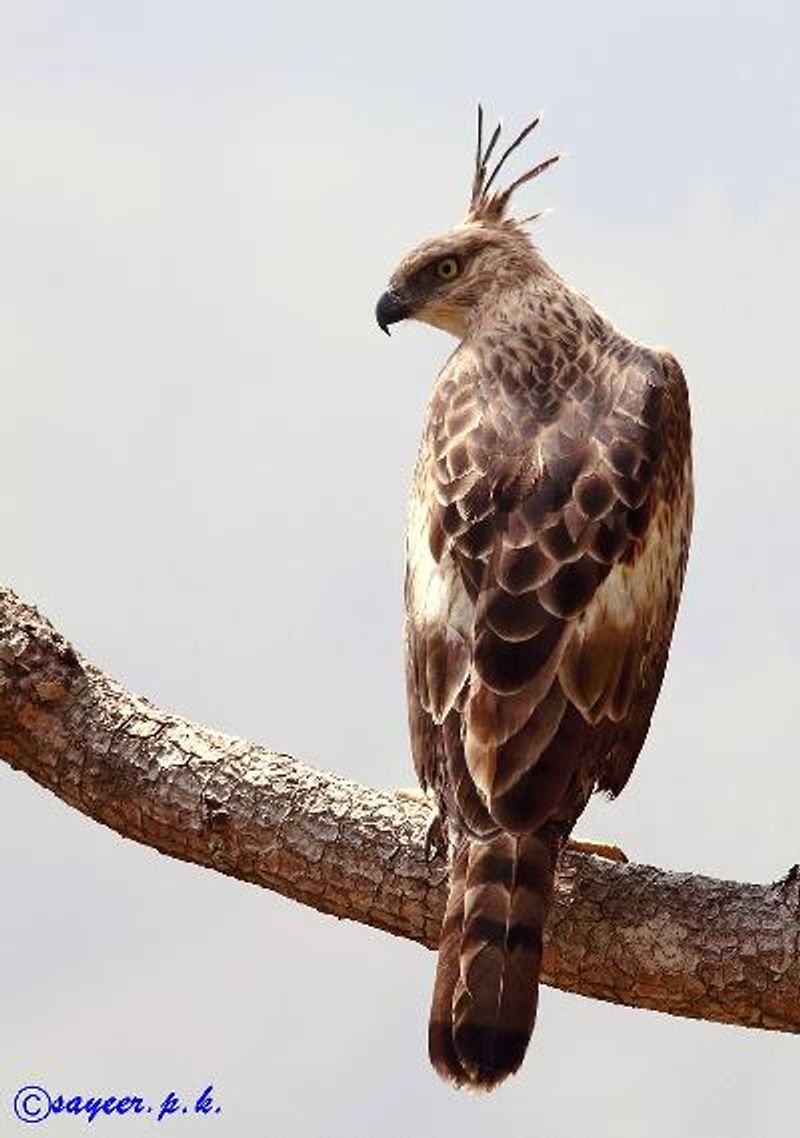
(565, 838), (629, 863)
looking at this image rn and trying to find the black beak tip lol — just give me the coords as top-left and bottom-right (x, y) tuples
(375, 289), (407, 337)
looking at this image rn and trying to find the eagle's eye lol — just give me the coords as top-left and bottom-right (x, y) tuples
(436, 257), (461, 281)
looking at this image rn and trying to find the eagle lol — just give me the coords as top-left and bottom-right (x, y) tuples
(375, 109), (693, 1090)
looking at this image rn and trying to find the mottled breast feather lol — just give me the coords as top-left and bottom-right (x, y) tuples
(405, 317), (692, 839)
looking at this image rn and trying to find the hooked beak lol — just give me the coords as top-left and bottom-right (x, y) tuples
(375, 288), (410, 336)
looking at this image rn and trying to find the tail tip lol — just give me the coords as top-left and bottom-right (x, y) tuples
(453, 1022), (529, 1089)
(429, 1020), (529, 1091)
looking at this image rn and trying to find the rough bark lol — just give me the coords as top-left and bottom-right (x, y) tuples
(0, 583), (797, 1033)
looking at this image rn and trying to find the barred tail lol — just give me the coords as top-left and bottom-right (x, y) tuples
(428, 829), (559, 1090)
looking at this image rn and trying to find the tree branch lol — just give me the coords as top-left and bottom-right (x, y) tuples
(0, 583), (797, 1033)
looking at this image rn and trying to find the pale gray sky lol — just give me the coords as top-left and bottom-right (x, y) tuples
(0, 1), (798, 1134)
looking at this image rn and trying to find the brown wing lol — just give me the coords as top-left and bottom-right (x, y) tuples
(406, 342), (691, 836)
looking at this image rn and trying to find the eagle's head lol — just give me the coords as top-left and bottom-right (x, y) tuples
(376, 108), (561, 340)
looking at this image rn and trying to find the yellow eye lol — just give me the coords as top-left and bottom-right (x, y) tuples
(436, 257), (460, 280)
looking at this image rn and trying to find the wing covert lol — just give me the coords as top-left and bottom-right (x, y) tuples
(418, 347), (676, 831)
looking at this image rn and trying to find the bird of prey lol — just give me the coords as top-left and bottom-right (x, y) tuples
(376, 108), (693, 1090)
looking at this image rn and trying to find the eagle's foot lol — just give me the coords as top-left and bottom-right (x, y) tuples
(393, 787), (445, 863)
(394, 786), (432, 806)
(566, 838), (629, 863)
(423, 810), (447, 863)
